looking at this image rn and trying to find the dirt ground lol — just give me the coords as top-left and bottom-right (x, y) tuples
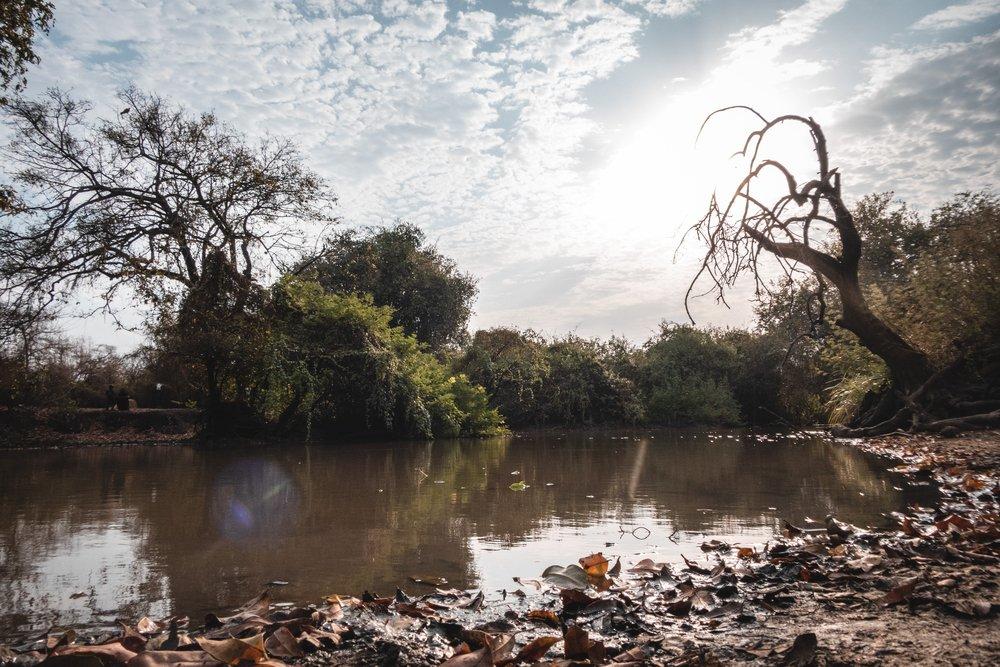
(693, 431), (1000, 666)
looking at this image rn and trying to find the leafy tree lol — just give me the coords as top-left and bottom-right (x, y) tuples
(0, 87), (335, 408)
(639, 325), (741, 425)
(255, 277), (502, 438)
(756, 191), (1000, 429)
(0, 0), (53, 100)
(540, 335), (644, 426)
(457, 327), (549, 426)
(1, 87), (335, 315)
(303, 223), (476, 350)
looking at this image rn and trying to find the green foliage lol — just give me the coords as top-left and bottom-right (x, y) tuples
(876, 192), (1000, 369)
(254, 277), (502, 438)
(457, 327), (549, 426)
(305, 222), (477, 350)
(541, 335), (644, 426)
(457, 328), (642, 427)
(0, 0), (53, 99)
(639, 325), (741, 425)
(756, 191), (1000, 425)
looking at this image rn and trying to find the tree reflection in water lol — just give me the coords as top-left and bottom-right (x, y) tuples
(0, 430), (936, 635)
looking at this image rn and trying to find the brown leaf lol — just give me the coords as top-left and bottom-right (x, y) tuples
(238, 591), (271, 617)
(49, 643), (139, 666)
(690, 588), (716, 611)
(440, 648), (491, 667)
(509, 636), (561, 664)
(263, 628), (302, 659)
(779, 632), (817, 666)
(846, 554), (882, 573)
(135, 618), (161, 635)
(560, 589), (597, 614)
(664, 597), (692, 617)
(196, 634), (266, 665)
(611, 646), (646, 663)
(125, 650), (224, 667)
(783, 520), (803, 537)
(681, 554), (711, 574)
(626, 558), (666, 574)
(563, 626), (590, 659)
(607, 557), (621, 577)
(736, 547), (755, 560)
(880, 576), (920, 606)
(963, 474), (986, 491)
(526, 609), (561, 628)
(579, 553), (609, 577)
(935, 514), (975, 533)
(944, 598), (994, 618)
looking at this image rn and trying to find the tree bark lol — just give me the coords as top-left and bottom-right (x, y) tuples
(836, 281), (933, 393)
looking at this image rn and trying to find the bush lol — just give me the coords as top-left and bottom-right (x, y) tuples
(253, 277), (502, 438)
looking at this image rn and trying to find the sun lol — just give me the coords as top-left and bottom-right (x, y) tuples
(589, 91), (818, 248)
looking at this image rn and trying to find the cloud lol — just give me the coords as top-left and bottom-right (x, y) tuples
(832, 30), (1000, 208)
(9, 0), (997, 348)
(912, 0), (1000, 30)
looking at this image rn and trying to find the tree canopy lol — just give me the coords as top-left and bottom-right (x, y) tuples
(0, 87), (337, 318)
(0, 0), (53, 101)
(302, 223), (477, 350)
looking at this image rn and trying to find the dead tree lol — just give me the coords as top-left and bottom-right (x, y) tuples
(686, 106), (997, 435)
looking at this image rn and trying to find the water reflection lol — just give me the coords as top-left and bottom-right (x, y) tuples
(0, 430), (935, 635)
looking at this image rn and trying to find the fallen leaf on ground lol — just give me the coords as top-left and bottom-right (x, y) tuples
(846, 554), (882, 573)
(526, 609), (560, 628)
(780, 632), (817, 666)
(196, 634), (266, 665)
(503, 636), (561, 664)
(263, 627), (302, 659)
(943, 598), (994, 618)
(579, 553), (609, 577)
(541, 564), (589, 590)
(627, 558), (666, 574)
(440, 647), (491, 667)
(880, 576), (921, 606)
(126, 650), (226, 667)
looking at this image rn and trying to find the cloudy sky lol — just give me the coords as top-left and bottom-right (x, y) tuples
(19, 0), (1000, 349)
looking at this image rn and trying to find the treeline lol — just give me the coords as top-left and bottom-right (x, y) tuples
(3, 192), (997, 437)
(1, 87), (997, 439)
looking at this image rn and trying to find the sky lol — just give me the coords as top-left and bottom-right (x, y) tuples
(15, 0), (1000, 350)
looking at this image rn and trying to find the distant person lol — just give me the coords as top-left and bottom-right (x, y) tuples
(116, 388), (131, 411)
(105, 385), (116, 411)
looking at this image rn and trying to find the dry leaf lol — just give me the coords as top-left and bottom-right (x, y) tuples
(579, 553), (609, 577)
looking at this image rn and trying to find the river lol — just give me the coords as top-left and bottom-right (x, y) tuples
(0, 429), (935, 636)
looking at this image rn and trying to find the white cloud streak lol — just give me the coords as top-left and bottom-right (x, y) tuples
(912, 0), (1000, 30)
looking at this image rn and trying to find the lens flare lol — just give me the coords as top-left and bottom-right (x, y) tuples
(209, 459), (300, 539)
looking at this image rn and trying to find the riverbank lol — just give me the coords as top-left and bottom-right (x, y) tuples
(0, 407), (200, 447)
(1, 431), (997, 665)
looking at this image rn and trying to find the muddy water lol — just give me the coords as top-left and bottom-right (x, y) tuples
(0, 429), (934, 635)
